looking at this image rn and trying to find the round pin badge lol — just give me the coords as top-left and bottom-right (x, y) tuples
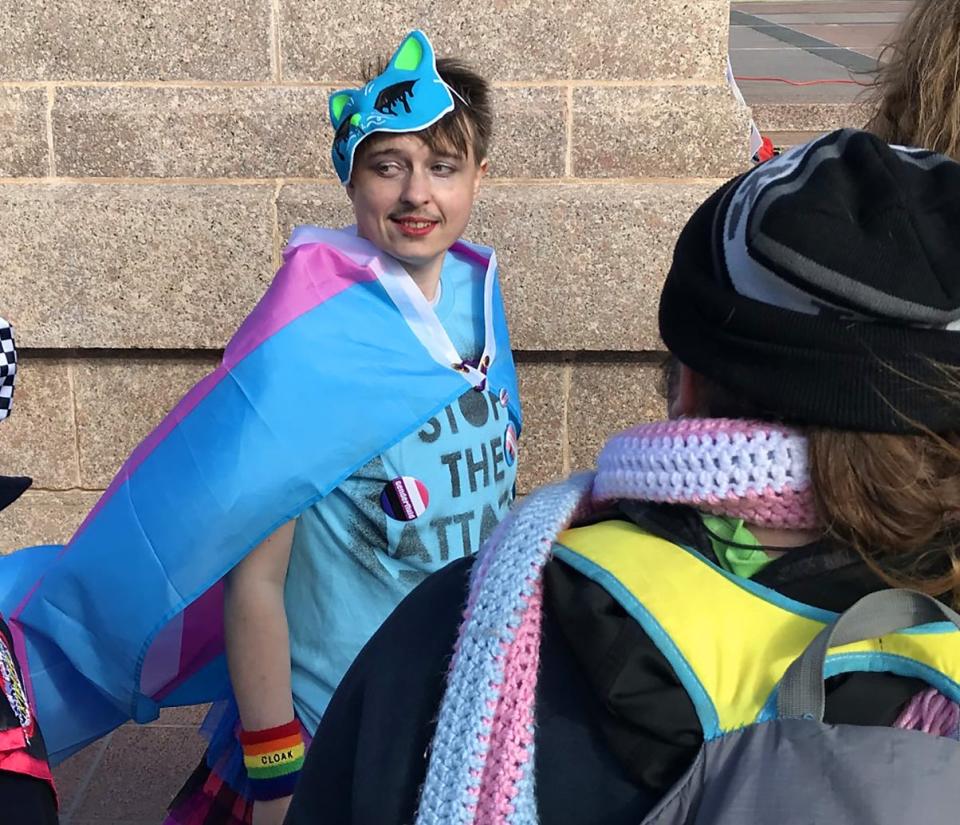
(499, 388), (509, 408)
(504, 424), (518, 467)
(380, 476), (430, 521)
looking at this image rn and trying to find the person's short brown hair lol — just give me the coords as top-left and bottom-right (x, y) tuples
(359, 56), (493, 165)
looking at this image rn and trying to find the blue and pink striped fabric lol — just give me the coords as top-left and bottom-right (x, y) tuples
(1, 227), (520, 764)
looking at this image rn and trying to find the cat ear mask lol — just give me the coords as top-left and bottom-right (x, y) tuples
(0, 317), (30, 515)
(328, 30), (456, 184)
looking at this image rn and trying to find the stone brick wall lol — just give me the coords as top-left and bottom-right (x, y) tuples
(1, 1), (755, 559)
(1, 1), (752, 819)
(752, 101), (872, 151)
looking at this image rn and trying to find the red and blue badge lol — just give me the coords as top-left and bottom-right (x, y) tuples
(504, 424), (518, 467)
(380, 476), (430, 521)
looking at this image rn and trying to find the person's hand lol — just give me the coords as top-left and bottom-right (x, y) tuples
(252, 796), (292, 825)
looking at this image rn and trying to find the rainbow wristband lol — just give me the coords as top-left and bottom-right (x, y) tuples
(239, 719), (305, 801)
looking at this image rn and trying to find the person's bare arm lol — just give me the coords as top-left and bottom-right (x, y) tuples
(224, 521), (296, 824)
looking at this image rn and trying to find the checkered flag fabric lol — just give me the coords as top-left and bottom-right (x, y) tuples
(0, 317), (16, 422)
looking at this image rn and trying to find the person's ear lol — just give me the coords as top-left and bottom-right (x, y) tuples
(669, 363), (705, 419)
(473, 157), (489, 197)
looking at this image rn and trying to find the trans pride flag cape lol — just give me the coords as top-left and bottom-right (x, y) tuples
(0, 227), (520, 765)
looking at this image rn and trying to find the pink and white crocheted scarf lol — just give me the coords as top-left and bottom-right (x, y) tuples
(413, 419), (952, 825)
(593, 418), (816, 528)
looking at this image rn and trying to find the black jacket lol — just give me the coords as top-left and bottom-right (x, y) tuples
(285, 504), (925, 825)
(0, 476), (58, 825)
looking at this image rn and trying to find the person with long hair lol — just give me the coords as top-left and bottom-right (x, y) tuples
(285, 129), (960, 824)
(868, 0), (960, 156)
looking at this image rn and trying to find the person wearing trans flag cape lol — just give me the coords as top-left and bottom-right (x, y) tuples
(287, 130), (960, 825)
(0, 31), (520, 825)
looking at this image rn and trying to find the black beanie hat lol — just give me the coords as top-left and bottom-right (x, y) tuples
(659, 128), (960, 434)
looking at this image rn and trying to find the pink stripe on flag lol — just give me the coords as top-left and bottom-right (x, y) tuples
(450, 239), (490, 268)
(12, 242), (376, 624)
(71, 368), (225, 538)
(71, 243), (377, 541)
(140, 611), (184, 698)
(223, 242), (378, 369)
(152, 582), (226, 701)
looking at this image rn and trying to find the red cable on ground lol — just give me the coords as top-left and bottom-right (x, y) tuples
(734, 75), (864, 86)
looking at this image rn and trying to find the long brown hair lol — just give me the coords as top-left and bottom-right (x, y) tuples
(662, 356), (960, 605)
(809, 430), (960, 605)
(867, 0), (960, 157)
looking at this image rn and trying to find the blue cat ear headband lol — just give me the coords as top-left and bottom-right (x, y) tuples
(328, 30), (457, 184)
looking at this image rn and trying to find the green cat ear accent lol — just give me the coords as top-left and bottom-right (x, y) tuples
(392, 34), (424, 71)
(349, 113), (361, 126)
(330, 93), (351, 125)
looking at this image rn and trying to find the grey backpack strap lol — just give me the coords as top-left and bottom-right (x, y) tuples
(778, 589), (960, 721)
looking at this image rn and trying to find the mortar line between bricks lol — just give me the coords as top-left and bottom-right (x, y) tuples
(271, 179), (283, 270)
(565, 87), (574, 177)
(498, 79), (727, 89)
(0, 176), (727, 187)
(19, 346), (664, 360)
(61, 734), (112, 821)
(28, 486), (106, 493)
(269, 0), (282, 81)
(45, 86), (56, 176)
(143, 723), (205, 728)
(21, 348), (668, 361)
(561, 362), (572, 475)
(20, 348), (226, 358)
(515, 351), (668, 363)
(0, 78), (728, 90)
(493, 175), (734, 186)
(65, 361), (83, 488)
(0, 176), (332, 186)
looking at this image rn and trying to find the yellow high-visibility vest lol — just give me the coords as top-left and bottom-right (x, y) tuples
(555, 520), (960, 738)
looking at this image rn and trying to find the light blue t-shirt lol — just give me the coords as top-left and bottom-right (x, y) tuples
(284, 247), (518, 732)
